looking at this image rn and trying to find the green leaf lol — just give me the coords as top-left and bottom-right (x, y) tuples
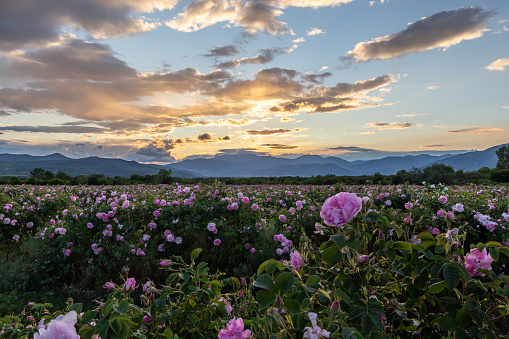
(265, 259), (279, 274)
(490, 247), (499, 261)
(392, 241), (412, 252)
(363, 211), (379, 222)
(196, 262), (207, 271)
(69, 303), (82, 314)
(332, 234), (346, 247)
(428, 281), (446, 294)
(443, 264), (461, 290)
(499, 247), (509, 258)
(361, 315), (374, 336)
(109, 318), (123, 336)
(322, 245), (342, 266)
(79, 310), (97, 324)
(463, 299), (480, 311)
(190, 248), (202, 261)
(163, 329), (174, 338)
(485, 241), (502, 248)
(113, 300), (129, 315)
(456, 309), (471, 329)
(256, 290), (276, 309)
(257, 260), (269, 276)
(438, 315), (458, 331)
(306, 275), (320, 287)
(284, 299), (300, 314)
(253, 273), (274, 290)
(274, 272), (295, 296)
(102, 299), (116, 317)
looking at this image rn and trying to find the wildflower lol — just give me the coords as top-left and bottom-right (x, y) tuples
(464, 248), (494, 277)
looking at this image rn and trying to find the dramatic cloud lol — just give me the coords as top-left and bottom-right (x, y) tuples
(0, 0), (177, 50)
(197, 132), (213, 140)
(166, 0), (292, 35)
(366, 122), (414, 129)
(272, 0), (354, 8)
(0, 110), (11, 116)
(445, 127), (504, 133)
(270, 74), (395, 113)
(346, 7), (496, 62)
(1, 38), (137, 81)
(246, 128), (305, 135)
(328, 146), (377, 152)
(485, 58), (509, 71)
(303, 72), (332, 84)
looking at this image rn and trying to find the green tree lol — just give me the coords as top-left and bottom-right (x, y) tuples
(29, 168), (45, 179)
(55, 171), (70, 181)
(496, 145), (509, 169)
(43, 170), (55, 181)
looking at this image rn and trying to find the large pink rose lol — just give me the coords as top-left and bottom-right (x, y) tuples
(320, 192), (362, 227)
(464, 248), (494, 277)
(34, 311), (79, 339)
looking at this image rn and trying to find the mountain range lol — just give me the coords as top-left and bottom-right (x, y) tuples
(0, 144), (506, 178)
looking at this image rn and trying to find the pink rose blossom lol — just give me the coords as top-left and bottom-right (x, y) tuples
(103, 282), (115, 290)
(213, 239), (221, 246)
(159, 260), (170, 266)
(218, 318), (251, 339)
(279, 215), (286, 222)
(320, 192), (362, 227)
(122, 200), (129, 209)
(438, 196), (447, 204)
(34, 311), (79, 339)
(464, 248), (494, 277)
(290, 251), (302, 271)
(357, 255), (369, 264)
(124, 278), (136, 291)
(404, 202), (413, 210)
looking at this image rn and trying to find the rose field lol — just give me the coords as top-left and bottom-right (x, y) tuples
(1, 183), (509, 338)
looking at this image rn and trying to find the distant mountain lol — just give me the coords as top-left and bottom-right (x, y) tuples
(0, 143), (506, 178)
(0, 153), (198, 178)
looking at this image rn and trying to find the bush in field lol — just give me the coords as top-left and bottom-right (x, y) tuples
(490, 169), (509, 183)
(3, 199), (509, 338)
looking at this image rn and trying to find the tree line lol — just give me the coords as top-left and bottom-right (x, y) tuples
(1, 145), (508, 186)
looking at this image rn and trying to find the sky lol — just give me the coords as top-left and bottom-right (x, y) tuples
(0, 0), (508, 163)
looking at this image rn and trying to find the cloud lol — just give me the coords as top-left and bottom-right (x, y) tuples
(1, 38), (137, 81)
(485, 58), (509, 71)
(366, 122), (414, 129)
(328, 146), (377, 152)
(246, 127), (305, 135)
(346, 7), (496, 62)
(217, 47), (287, 69)
(271, 0), (354, 8)
(420, 144), (447, 148)
(0, 109), (11, 116)
(426, 85), (440, 90)
(259, 143), (299, 149)
(166, 0), (292, 36)
(0, 125), (106, 134)
(303, 72), (332, 84)
(204, 45), (240, 57)
(445, 127), (504, 133)
(306, 28), (326, 36)
(0, 0), (177, 50)
(197, 132), (213, 141)
(270, 74), (395, 113)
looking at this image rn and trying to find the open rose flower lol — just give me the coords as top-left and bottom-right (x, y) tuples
(218, 318), (251, 338)
(464, 248), (494, 277)
(34, 311), (79, 339)
(320, 192), (362, 227)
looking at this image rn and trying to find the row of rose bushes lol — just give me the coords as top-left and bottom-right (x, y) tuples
(2, 190), (509, 337)
(1, 183), (509, 293)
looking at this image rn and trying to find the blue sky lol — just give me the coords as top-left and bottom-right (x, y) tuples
(0, 0), (508, 162)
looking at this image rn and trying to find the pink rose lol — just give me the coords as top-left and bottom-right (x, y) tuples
(438, 196), (448, 204)
(218, 318), (251, 339)
(213, 239), (221, 246)
(290, 250), (302, 271)
(103, 282), (115, 290)
(357, 255), (369, 264)
(464, 248), (494, 277)
(124, 278), (136, 292)
(34, 311), (79, 339)
(320, 192), (362, 227)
